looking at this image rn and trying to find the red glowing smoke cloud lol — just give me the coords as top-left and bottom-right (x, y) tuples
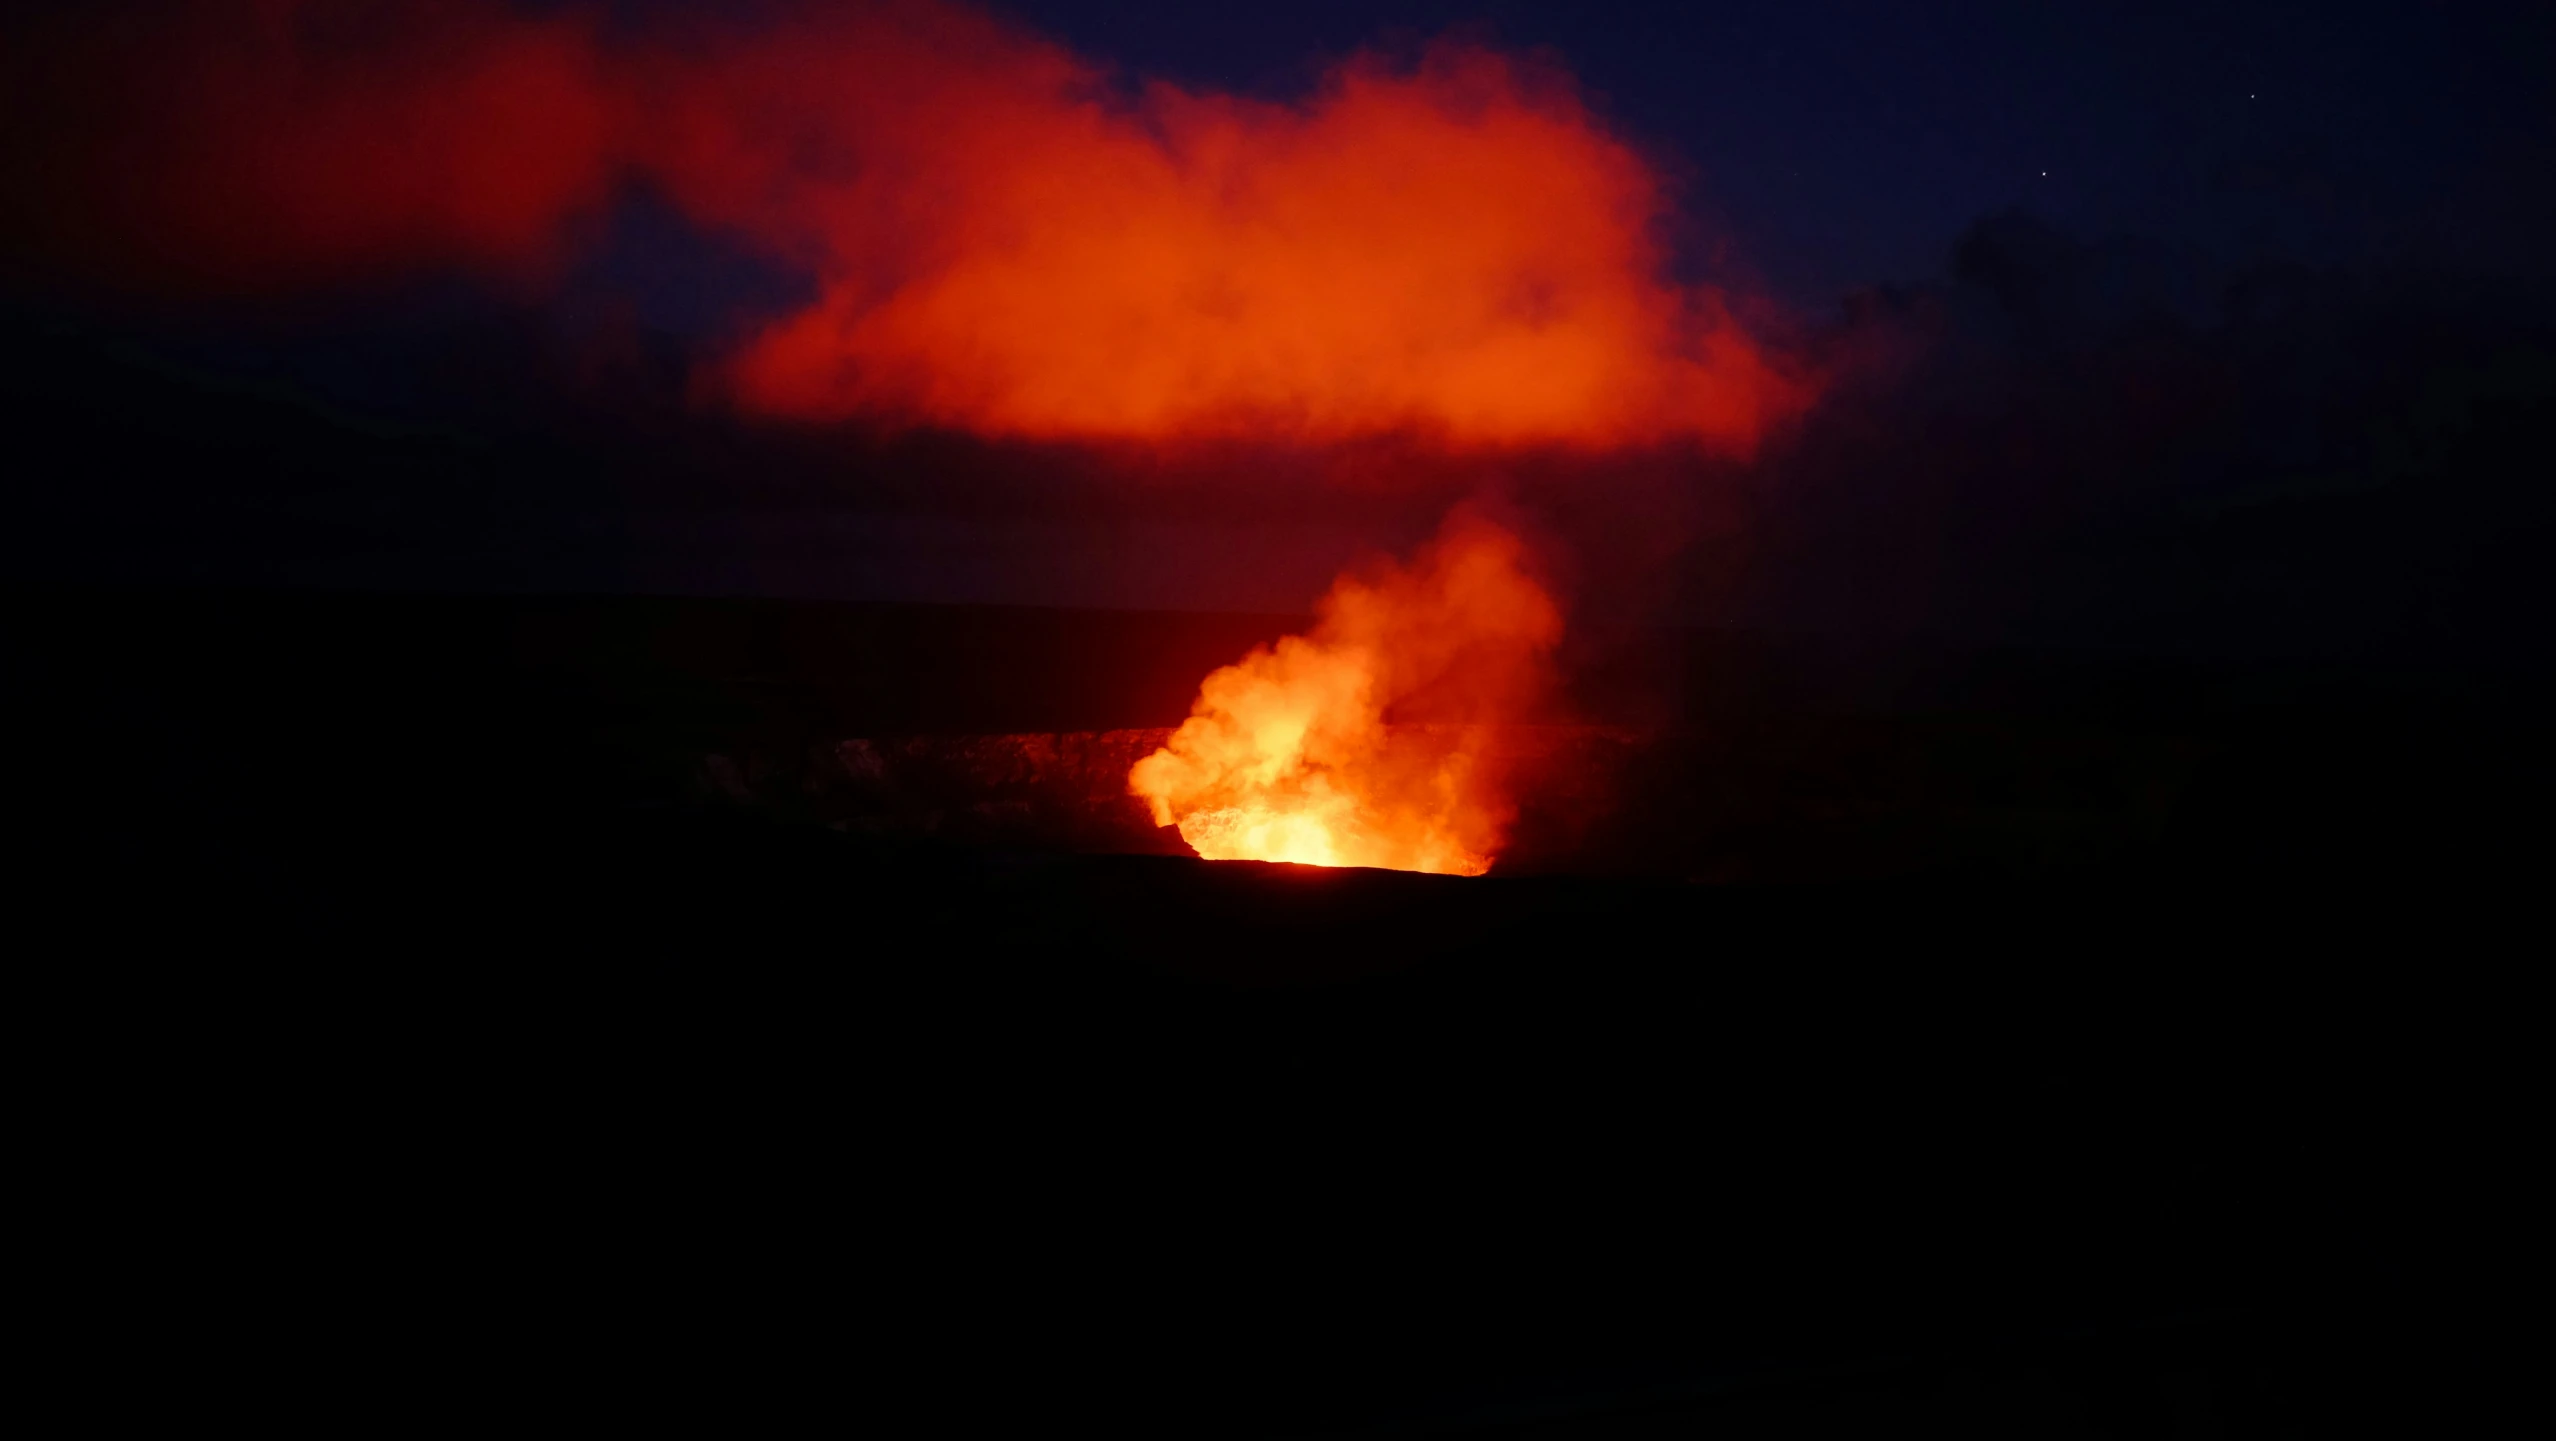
(0, 1), (614, 292)
(642, 6), (1800, 449)
(1, 0), (1809, 450)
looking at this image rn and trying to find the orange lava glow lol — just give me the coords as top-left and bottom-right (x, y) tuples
(1130, 511), (1562, 874)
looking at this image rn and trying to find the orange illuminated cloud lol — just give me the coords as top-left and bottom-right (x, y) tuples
(3, 1), (1809, 450)
(647, 9), (1804, 449)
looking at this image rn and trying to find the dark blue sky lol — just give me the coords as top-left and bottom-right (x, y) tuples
(988, 0), (2551, 308)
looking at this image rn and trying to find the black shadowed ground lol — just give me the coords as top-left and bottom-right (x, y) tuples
(9, 588), (2536, 1435)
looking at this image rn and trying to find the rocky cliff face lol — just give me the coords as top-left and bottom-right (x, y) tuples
(819, 728), (1184, 853)
(694, 717), (2219, 879)
(697, 725), (1651, 862)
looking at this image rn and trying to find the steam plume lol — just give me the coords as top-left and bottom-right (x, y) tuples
(4, 0), (1804, 450)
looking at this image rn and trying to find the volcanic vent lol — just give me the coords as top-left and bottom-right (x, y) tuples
(1128, 510), (1561, 874)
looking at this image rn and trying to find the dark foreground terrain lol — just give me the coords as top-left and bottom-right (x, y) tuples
(11, 590), (2540, 1435)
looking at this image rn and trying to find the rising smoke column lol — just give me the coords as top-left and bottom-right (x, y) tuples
(621, 6), (1796, 872)
(1129, 510), (1562, 875)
